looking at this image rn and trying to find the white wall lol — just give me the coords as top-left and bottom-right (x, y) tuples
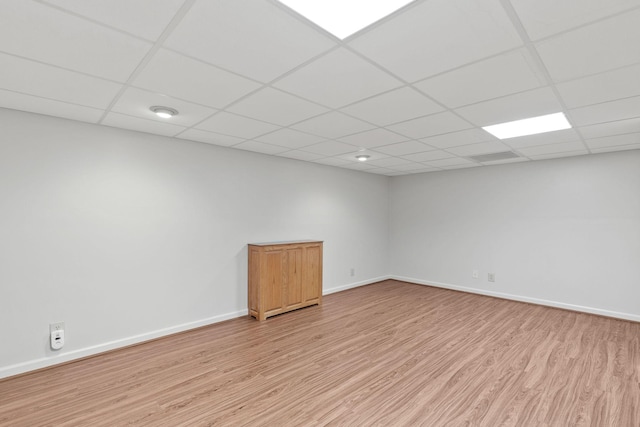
(390, 151), (640, 321)
(0, 108), (390, 378)
(3, 107), (639, 380)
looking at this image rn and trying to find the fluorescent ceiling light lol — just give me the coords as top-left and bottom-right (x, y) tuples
(277, 0), (414, 40)
(482, 112), (572, 140)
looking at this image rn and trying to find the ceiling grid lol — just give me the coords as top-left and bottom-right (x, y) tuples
(1, 0), (639, 175)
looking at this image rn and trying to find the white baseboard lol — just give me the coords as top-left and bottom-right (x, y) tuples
(0, 309), (247, 380)
(392, 275), (640, 323)
(323, 275), (391, 295)
(1, 276), (392, 380)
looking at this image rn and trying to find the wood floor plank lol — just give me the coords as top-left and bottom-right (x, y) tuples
(1, 280), (639, 426)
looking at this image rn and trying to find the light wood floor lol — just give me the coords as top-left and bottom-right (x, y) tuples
(1, 280), (639, 426)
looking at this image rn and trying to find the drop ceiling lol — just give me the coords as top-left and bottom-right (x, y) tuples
(2, 0), (640, 176)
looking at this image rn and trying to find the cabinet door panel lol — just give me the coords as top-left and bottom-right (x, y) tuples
(248, 249), (259, 312)
(304, 245), (322, 302)
(264, 251), (283, 312)
(286, 248), (303, 307)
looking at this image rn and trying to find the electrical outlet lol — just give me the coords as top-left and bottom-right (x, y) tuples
(488, 273), (495, 282)
(49, 322), (65, 350)
(50, 322), (65, 334)
(350, 268), (355, 277)
(472, 270), (479, 279)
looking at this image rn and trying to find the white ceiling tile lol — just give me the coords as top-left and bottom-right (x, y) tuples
(446, 141), (511, 156)
(569, 96), (640, 127)
(0, 52), (121, 109)
(586, 133), (640, 150)
(102, 112), (185, 136)
(373, 140), (433, 156)
(274, 48), (402, 108)
(400, 150), (454, 162)
(415, 49), (545, 108)
(591, 144), (640, 154)
(556, 63), (640, 109)
(455, 87), (563, 126)
(291, 112), (375, 139)
(0, 1), (151, 81)
(177, 128), (245, 147)
(133, 49), (261, 109)
(411, 167), (445, 173)
(301, 140), (358, 156)
(42, 0), (185, 41)
(365, 167), (397, 175)
(0, 91), (103, 123)
(536, 9), (640, 82)
(527, 150), (589, 160)
(389, 162), (435, 172)
(340, 87), (443, 126)
(227, 88), (327, 126)
(233, 141), (289, 155)
(397, 168), (440, 174)
(276, 150), (325, 161)
(386, 171), (412, 176)
(510, 0), (640, 40)
(387, 112), (473, 139)
(340, 162), (378, 171)
(440, 163), (480, 170)
(164, 0), (335, 82)
(349, 0), (522, 82)
(425, 157), (477, 168)
(196, 112), (279, 139)
(112, 87), (216, 127)
(338, 128), (408, 149)
(312, 157), (351, 166)
(517, 140), (587, 157)
(504, 129), (582, 149)
(420, 128), (495, 149)
(366, 157), (415, 167)
(481, 157), (530, 165)
(579, 117), (640, 139)
(255, 128), (325, 149)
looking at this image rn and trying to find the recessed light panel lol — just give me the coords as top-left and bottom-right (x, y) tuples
(482, 112), (572, 140)
(277, 0), (414, 40)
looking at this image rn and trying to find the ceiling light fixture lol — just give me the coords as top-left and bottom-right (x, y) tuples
(277, 0), (414, 40)
(355, 154), (370, 162)
(482, 112), (571, 140)
(150, 106), (179, 119)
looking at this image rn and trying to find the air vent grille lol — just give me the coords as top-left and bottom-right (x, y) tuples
(468, 151), (520, 163)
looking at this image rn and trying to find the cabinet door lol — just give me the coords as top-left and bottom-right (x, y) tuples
(248, 248), (260, 314)
(303, 245), (322, 302)
(263, 250), (284, 313)
(285, 248), (303, 308)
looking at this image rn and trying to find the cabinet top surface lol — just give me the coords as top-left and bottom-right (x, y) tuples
(249, 240), (323, 247)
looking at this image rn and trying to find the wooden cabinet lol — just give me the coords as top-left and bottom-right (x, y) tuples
(248, 240), (323, 321)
